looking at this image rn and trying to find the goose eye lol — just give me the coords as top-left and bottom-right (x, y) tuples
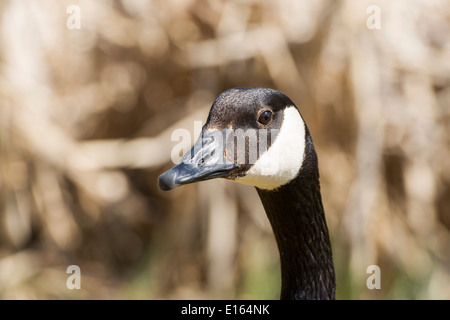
(258, 110), (273, 125)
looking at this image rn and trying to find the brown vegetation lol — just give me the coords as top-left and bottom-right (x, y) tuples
(0, 0), (449, 299)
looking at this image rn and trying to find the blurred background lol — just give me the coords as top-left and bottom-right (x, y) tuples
(0, 0), (449, 300)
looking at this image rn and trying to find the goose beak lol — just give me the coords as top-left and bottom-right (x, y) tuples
(159, 128), (237, 191)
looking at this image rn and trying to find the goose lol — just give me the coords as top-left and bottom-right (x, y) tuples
(159, 87), (336, 300)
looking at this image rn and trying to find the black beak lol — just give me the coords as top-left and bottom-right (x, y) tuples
(159, 128), (237, 191)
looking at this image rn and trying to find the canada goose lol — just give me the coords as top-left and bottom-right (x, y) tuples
(159, 87), (336, 300)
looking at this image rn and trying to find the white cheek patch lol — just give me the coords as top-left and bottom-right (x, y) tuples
(234, 106), (306, 190)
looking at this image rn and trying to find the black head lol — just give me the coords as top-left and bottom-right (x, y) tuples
(159, 88), (308, 191)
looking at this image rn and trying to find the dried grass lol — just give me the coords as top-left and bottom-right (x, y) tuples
(0, 0), (449, 299)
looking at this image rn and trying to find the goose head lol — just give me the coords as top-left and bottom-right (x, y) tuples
(159, 87), (306, 191)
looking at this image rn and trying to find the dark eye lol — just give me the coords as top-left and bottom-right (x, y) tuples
(258, 110), (273, 125)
